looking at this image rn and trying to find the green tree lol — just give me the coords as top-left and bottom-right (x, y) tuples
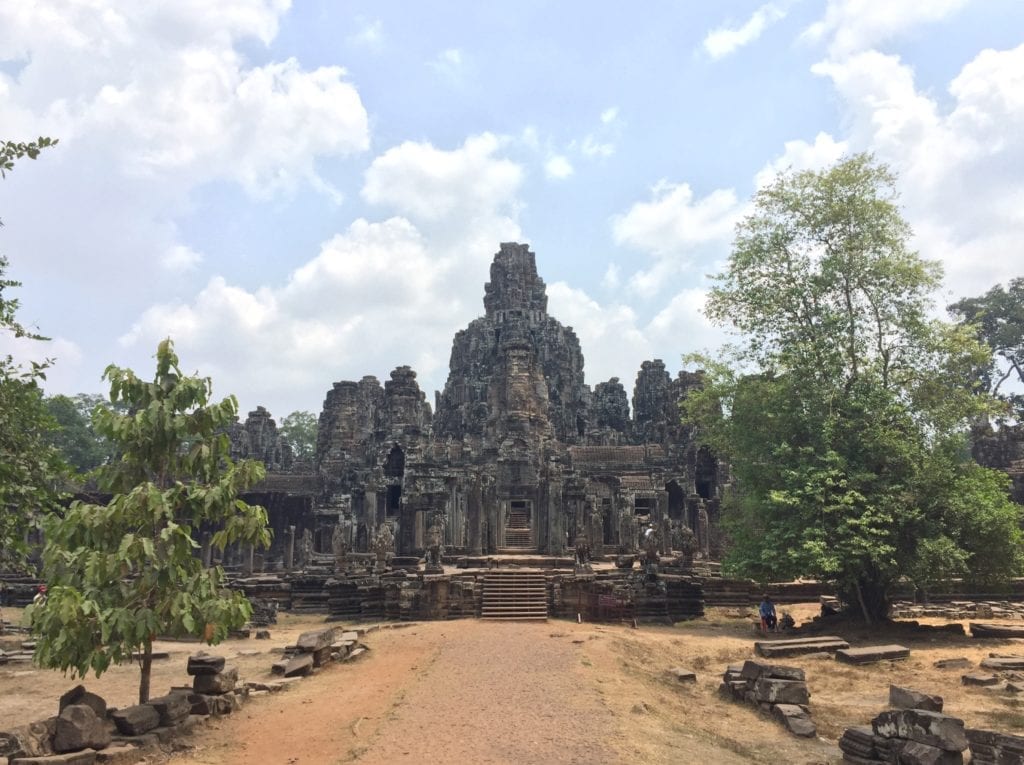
(28, 340), (272, 703)
(0, 136), (62, 568)
(685, 154), (1023, 622)
(279, 410), (318, 462)
(43, 394), (119, 474)
(948, 278), (1024, 420)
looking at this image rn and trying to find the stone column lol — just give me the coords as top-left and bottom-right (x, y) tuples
(200, 531), (212, 568)
(243, 544), (255, 575)
(547, 479), (564, 555)
(284, 525), (295, 571)
(468, 476), (483, 555)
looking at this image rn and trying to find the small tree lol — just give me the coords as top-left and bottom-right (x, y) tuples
(28, 340), (271, 703)
(279, 410), (318, 462)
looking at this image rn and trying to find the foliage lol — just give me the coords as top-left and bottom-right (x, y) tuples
(685, 154), (1023, 622)
(27, 340), (271, 703)
(0, 137), (62, 569)
(279, 410), (318, 462)
(948, 278), (1024, 420)
(43, 393), (123, 474)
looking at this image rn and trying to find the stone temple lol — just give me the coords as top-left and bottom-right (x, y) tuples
(232, 242), (724, 565)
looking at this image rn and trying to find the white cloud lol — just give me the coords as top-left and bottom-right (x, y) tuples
(162, 245), (203, 272)
(811, 43), (1024, 295)
(802, 0), (971, 58)
(544, 154), (574, 180)
(753, 131), (849, 189)
(348, 18), (383, 49)
(703, 3), (788, 60)
(429, 47), (465, 81)
(581, 135), (615, 158)
(600, 106), (619, 124)
(601, 263), (621, 290)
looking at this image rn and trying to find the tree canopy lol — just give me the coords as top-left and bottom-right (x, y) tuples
(43, 393), (122, 474)
(949, 278), (1024, 421)
(279, 410), (318, 462)
(685, 154), (1023, 621)
(28, 340), (271, 702)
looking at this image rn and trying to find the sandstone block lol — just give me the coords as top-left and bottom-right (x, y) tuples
(53, 705), (110, 753)
(753, 678), (809, 705)
(58, 687), (107, 720)
(961, 673), (1000, 686)
(771, 703), (816, 738)
(271, 654), (313, 678)
(933, 658), (971, 670)
(93, 744), (141, 765)
(295, 628), (335, 652)
(890, 685), (943, 712)
(739, 660), (805, 682)
(186, 654), (225, 676)
(145, 694), (190, 726)
(872, 709), (967, 752)
(192, 666), (238, 694)
(893, 740), (963, 764)
(836, 645), (910, 664)
(8, 752), (98, 764)
(667, 667), (697, 683)
(110, 705), (159, 737)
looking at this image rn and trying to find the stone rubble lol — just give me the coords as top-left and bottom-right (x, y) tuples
(718, 660), (816, 737)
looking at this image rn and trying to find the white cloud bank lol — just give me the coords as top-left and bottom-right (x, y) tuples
(703, 3), (788, 60)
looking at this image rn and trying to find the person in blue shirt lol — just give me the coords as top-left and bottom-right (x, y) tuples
(759, 594), (777, 632)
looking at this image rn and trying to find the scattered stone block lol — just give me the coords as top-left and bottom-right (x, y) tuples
(962, 673), (1000, 686)
(345, 647), (367, 661)
(271, 655), (313, 677)
(1005, 682), (1024, 694)
(92, 744), (140, 765)
(739, 660), (805, 682)
(971, 623), (1024, 639)
(754, 635), (849, 658)
(53, 705), (110, 753)
(771, 704), (816, 737)
(8, 752), (98, 764)
(145, 694), (190, 727)
(981, 657), (1024, 671)
(836, 645), (910, 664)
(890, 685), (943, 712)
(872, 709), (967, 752)
(192, 666), (238, 694)
(933, 658), (971, 670)
(58, 687), (107, 720)
(255, 630), (271, 640)
(893, 739), (964, 764)
(667, 667), (697, 683)
(295, 628), (335, 652)
(188, 694), (233, 717)
(186, 654), (225, 676)
(753, 678), (810, 705)
(109, 706), (159, 737)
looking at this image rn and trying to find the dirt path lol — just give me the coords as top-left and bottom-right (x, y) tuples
(170, 621), (623, 765)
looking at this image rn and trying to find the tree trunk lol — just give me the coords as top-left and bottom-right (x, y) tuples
(139, 641), (153, 704)
(854, 580), (872, 626)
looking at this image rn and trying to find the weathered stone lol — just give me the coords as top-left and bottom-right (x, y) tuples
(754, 636), (849, 658)
(109, 705), (159, 737)
(836, 645), (910, 664)
(53, 705), (110, 753)
(771, 704), (816, 737)
(296, 627), (335, 652)
(58, 687), (107, 720)
(752, 678), (810, 705)
(8, 753), (98, 764)
(186, 653), (225, 676)
(192, 666), (238, 694)
(145, 693), (191, 726)
(739, 660), (805, 682)
(971, 623), (1024, 639)
(271, 654), (313, 677)
(667, 667), (696, 683)
(188, 694), (233, 717)
(872, 709), (968, 752)
(892, 740), (963, 765)
(255, 630), (271, 640)
(1, 719), (56, 759)
(980, 656), (1024, 671)
(933, 658), (971, 670)
(961, 673), (1000, 686)
(93, 744), (141, 765)
(890, 685), (943, 712)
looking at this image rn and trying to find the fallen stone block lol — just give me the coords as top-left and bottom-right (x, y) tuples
(255, 630), (271, 640)
(961, 673), (1000, 686)
(58, 687), (107, 720)
(145, 694), (190, 727)
(836, 645), (910, 664)
(933, 658), (971, 670)
(109, 706), (159, 737)
(971, 623), (1024, 639)
(311, 646), (333, 667)
(771, 704), (816, 738)
(739, 660), (805, 682)
(53, 705), (110, 753)
(753, 677), (810, 705)
(981, 657), (1024, 671)
(872, 709), (967, 752)
(893, 739), (964, 764)
(667, 667), (696, 683)
(186, 654), (225, 676)
(345, 647), (367, 661)
(8, 752), (98, 764)
(890, 685), (943, 712)
(188, 693), (233, 717)
(271, 655), (313, 678)
(295, 627), (335, 652)
(755, 636), (849, 659)
(92, 744), (141, 765)
(192, 666), (238, 694)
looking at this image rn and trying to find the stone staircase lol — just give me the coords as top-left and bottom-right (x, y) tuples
(480, 570), (548, 620)
(503, 509), (532, 549)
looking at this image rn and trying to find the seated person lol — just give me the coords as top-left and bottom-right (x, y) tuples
(759, 594), (777, 631)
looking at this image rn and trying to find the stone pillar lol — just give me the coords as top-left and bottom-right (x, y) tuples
(284, 525), (295, 571)
(657, 491), (670, 555)
(468, 476), (483, 555)
(200, 531), (212, 568)
(546, 479), (564, 555)
(243, 544), (255, 575)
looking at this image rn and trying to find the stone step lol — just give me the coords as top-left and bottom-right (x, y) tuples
(835, 645), (911, 664)
(755, 636), (850, 658)
(971, 623), (1024, 639)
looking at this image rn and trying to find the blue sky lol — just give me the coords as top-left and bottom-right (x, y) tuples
(1, 1), (1022, 419)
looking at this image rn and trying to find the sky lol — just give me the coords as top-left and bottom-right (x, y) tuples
(1, 0), (1023, 420)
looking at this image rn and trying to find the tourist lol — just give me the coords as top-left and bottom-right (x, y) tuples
(759, 594), (777, 632)
(33, 584), (47, 606)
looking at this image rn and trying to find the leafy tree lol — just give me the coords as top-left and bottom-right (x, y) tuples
(279, 410), (318, 462)
(948, 278), (1024, 420)
(28, 340), (271, 703)
(685, 154), (1023, 622)
(0, 137), (61, 569)
(44, 394), (115, 474)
